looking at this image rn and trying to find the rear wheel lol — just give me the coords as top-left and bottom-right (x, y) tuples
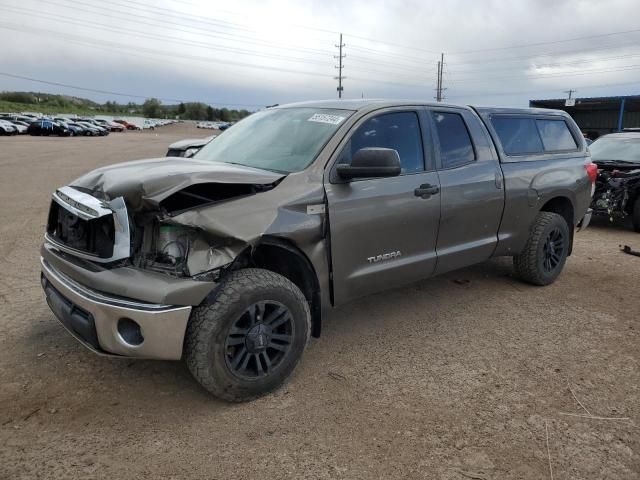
(632, 197), (640, 233)
(514, 212), (570, 286)
(185, 268), (310, 402)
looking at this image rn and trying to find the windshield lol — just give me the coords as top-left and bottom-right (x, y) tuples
(589, 136), (640, 163)
(194, 107), (351, 173)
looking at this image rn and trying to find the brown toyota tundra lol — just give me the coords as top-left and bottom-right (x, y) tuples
(41, 100), (595, 401)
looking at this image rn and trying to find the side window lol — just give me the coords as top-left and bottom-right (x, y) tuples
(431, 112), (475, 168)
(340, 111), (424, 174)
(491, 117), (544, 155)
(536, 119), (578, 151)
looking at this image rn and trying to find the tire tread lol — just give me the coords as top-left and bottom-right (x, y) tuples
(513, 211), (568, 286)
(184, 268), (310, 402)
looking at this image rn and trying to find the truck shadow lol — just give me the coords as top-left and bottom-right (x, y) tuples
(15, 256), (525, 413)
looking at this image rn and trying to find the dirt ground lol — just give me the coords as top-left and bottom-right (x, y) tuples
(0, 124), (638, 480)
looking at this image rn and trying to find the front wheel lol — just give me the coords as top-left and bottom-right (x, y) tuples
(513, 212), (570, 286)
(184, 268), (310, 402)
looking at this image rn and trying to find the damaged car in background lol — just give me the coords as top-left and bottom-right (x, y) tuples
(166, 135), (216, 158)
(41, 101), (594, 402)
(589, 132), (640, 232)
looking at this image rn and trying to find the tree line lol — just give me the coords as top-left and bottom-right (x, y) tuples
(141, 98), (251, 121)
(0, 92), (253, 121)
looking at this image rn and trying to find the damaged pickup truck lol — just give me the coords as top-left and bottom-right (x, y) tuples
(41, 100), (594, 401)
(589, 132), (640, 231)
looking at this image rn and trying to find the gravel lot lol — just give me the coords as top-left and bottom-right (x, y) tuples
(0, 124), (638, 479)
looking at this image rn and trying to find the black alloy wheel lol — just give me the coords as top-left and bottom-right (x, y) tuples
(542, 227), (565, 273)
(224, 301), (294, 379)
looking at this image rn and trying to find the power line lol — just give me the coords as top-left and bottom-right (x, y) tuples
(0, 71), (264, 107)
(448, 40), (640, 68)
(1, 7), (331, 68)
(446, 79), (640, 99)
(32, 0), (334, 58)
(443, 50), (640, 76)
(450, 27), (640, 54)
(0, 22), (429, 91)
(0, 21), (332, 79)
(347, 55), (431, 74)
(347, 45), (438, 64)
(66, 0), (441, 56)
(446, 62), (640, 84)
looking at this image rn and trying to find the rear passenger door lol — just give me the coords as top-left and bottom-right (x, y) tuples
(427, 107), (505, 274)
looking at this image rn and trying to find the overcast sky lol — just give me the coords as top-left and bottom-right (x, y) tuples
(1, 0), (640, 109)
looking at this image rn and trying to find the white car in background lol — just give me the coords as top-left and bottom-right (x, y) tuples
(0, 119), (17, 135)
(9, 121), (28, 134)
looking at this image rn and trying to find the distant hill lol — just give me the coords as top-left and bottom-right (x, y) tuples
(0, 91), (131, 116)
(0, 91), (252, 121)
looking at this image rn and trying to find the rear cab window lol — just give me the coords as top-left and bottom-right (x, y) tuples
(536, 119), (577, 151)
(490, 115), (578, 156)
(431, 112), (476, 168)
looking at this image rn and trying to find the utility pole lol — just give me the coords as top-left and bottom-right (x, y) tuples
(435, 52), (445, 102)
(334, 33), (346, 99)
(564, 89), (577, 106)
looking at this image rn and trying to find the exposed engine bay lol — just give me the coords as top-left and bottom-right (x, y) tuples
(129, 218), (243, 281)
(591, 164), (640, 221)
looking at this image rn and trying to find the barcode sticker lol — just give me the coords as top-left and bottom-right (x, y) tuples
(307, 113), (346, 125)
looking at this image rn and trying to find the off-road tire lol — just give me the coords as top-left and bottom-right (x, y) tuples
(184, 268), (310, 402)
(631, 197), (640, 233)
(513, 212), (570, 286)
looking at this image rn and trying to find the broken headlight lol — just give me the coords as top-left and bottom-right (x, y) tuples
(135, 222), (237, 280)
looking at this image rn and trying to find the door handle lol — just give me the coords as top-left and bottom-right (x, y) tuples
(414, 183), (440, 199)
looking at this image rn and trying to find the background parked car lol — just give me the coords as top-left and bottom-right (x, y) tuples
(76, 121), (108, 136)
(7, 120), (28, 134)
(589, 132), (640, 231)
(95, 119), (124, 132)
(61, 121), (85, 136)
(114, 119), (140, 130)
(166, 135), (216, 157)
(0, 119), (17, 135)
(27, 119), (71, 136)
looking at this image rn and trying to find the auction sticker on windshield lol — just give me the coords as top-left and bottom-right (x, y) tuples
(307, 113), (346, 125)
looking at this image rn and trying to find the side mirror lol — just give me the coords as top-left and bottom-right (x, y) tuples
(336, 147), (401, 180)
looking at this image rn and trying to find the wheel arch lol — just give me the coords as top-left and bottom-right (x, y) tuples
(539, 196), (575, 255)
(232, 237), (322, 338)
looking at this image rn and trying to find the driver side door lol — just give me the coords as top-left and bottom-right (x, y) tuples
(324, 108), (441, 305)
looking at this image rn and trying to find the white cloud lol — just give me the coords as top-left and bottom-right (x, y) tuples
(1, 0), (639, 107)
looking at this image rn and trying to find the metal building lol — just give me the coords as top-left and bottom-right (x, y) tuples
(529, 95), (640, 139)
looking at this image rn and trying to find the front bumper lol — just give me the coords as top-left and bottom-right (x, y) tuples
(577, 208), (593, 232)
(41, 257), (192, 360)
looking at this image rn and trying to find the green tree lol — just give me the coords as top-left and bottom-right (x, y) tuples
(183, 102), (207, 120)
(142, 98), (162, 118)
(178, 102), (186, 115)
(206, 105), (214, 121)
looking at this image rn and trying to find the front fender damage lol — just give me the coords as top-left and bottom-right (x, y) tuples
(166, 175), (327, 276)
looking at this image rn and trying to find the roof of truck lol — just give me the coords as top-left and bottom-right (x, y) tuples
(276, 100), (569, 117)
(277, 99), (467, 111)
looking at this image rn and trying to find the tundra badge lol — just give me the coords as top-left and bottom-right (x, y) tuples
(367, 251), (401, 263)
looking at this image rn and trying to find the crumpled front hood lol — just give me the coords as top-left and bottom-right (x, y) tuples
(71, 157), (286, 211)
